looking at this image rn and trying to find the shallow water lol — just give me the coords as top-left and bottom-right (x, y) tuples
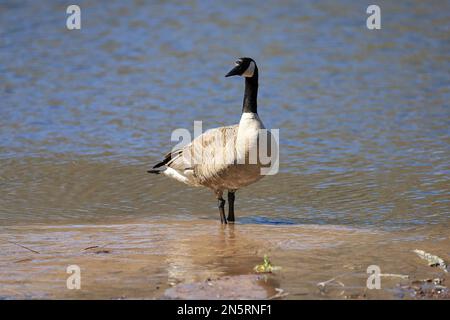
(0, 1), (449, 299)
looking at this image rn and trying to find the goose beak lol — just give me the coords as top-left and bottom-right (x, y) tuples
(225, 65), (241, 77)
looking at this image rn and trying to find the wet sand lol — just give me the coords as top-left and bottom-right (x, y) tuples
(0, 219), (448, 299)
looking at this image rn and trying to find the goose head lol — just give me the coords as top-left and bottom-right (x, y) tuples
(225, 57), (257, 78)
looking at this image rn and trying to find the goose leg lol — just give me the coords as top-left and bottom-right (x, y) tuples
(215, 190), (227, 224)
(218, 197), (227, 224)
(227, 191), (236, 222)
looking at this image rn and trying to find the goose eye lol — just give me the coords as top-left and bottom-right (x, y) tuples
(235, 60), (241, 65)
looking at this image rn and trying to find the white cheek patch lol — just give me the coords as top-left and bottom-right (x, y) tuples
(242, 61), (255, 77)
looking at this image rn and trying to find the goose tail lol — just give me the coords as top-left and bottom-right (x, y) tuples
(147, 169), (163, 174)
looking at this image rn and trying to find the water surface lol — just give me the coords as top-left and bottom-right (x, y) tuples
(0, 0), (449, 299)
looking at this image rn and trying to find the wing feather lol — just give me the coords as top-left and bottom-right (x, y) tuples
(153, 125), (238, 183)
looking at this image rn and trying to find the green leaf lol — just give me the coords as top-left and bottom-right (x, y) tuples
(254, 255), (281, 273)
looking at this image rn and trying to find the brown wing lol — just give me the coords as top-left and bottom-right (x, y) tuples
(163, 125), (238, 175)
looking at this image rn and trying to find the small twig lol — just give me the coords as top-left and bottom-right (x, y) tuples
(267, 288), (289, 300)
(317, 277), (338, 289)
(83, 242), (113, 251)
(317, 274), (348, 297)
(317, 275), (346, 289)
(14, 258), (33, 263)
(83, 245), (99, 251)
(2, 239), (40, 254)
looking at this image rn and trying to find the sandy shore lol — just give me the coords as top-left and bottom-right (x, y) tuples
(0, 219), (448, 299)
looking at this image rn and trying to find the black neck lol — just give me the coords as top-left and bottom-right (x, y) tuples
(242, 67), (258, 114)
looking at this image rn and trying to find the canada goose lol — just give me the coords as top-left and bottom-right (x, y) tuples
(148, 57), (273, 224)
